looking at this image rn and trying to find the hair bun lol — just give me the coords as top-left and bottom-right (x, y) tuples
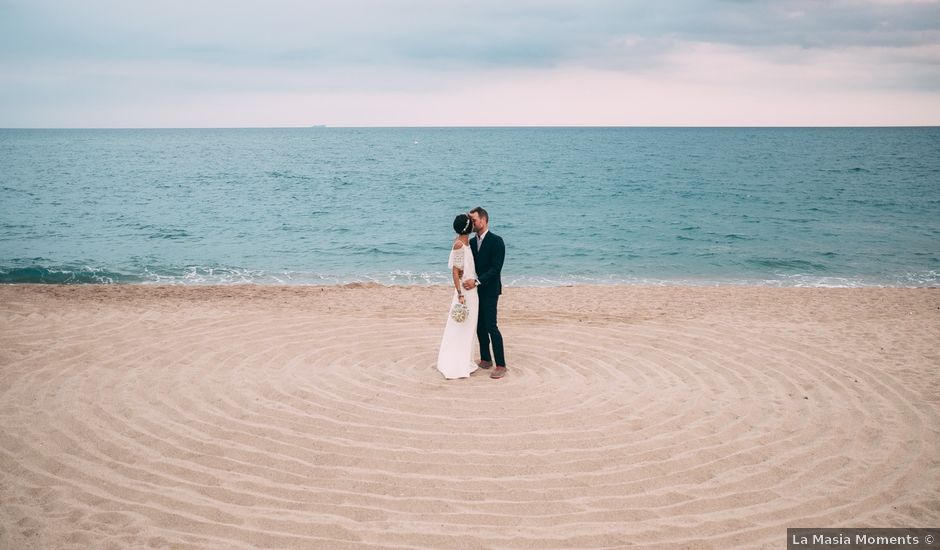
(453, 213), (472, 235)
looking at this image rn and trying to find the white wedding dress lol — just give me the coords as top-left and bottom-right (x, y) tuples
(436, 245), (479, 379)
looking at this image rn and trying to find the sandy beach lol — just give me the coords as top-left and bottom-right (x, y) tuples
(1, 284), (938, 549)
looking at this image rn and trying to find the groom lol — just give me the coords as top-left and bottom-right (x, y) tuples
(463, 207), (507, 379)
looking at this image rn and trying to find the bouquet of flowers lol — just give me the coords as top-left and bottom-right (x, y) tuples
(450, 302), (469, 322)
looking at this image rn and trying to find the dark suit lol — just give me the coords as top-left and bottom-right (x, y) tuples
(470, 231), (506, 367)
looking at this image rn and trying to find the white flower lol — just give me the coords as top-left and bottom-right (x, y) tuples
(450, 303), (468, 322)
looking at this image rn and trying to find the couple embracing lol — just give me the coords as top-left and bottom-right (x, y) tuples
(436, 207), (507, 380)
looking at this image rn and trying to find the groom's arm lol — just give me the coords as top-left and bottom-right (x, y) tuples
(476, 236), (505, 287)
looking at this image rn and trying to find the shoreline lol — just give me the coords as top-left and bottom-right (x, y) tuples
(3, 281), (936, 306)
(3, 278), (939, 288)
(2, 283), (937, 325)
(3, 268), (938, 289)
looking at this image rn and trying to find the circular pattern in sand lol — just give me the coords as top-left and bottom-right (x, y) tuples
(1, 303), (937, 548)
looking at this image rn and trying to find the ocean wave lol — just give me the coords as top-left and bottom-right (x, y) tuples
(1, 263), (936, 287)
(266, 170), (314, 182)
(333, 245), (399, 256)
(148, 229), (191, 240)
(747, 257), (830, 272)
(0, 265), (142, 284)
(822, 167), (872, 174)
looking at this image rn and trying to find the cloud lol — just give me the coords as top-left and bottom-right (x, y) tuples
(1, 0), (938, 126)
(4, 0), (939, 65)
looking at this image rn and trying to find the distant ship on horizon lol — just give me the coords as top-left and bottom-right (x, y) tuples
(310, 124), (327, 128)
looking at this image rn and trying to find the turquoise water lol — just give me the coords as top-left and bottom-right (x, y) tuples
(1, 127), (938, 286)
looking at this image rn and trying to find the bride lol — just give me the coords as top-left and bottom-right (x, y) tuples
(436, 213), (479, 379)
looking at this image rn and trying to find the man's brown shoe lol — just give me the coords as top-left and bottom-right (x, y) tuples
(477, 360), (493, 370)
(490, 366), (507, 379)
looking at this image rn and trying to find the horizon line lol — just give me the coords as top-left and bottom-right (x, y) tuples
(2, 124), (939, 130)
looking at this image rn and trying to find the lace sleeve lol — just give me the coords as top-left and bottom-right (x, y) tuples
(449, 248), (464, 270)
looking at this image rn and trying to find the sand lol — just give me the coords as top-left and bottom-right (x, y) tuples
(1, 284), (938, 549)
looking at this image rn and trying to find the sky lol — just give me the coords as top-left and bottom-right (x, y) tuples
(1, 0), (939, 127)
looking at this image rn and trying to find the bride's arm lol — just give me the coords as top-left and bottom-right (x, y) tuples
(452, 265), (465, 303)
(450, 243), (465, 303)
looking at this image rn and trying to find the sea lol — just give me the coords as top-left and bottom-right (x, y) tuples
(1, 127), (938, 287)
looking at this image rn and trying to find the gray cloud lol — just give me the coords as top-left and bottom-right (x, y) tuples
(3, 0), (938, 69)
(1, 0), (939, 126)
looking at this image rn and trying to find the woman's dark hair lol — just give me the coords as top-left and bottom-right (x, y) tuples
(453, 213), (472, 235)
